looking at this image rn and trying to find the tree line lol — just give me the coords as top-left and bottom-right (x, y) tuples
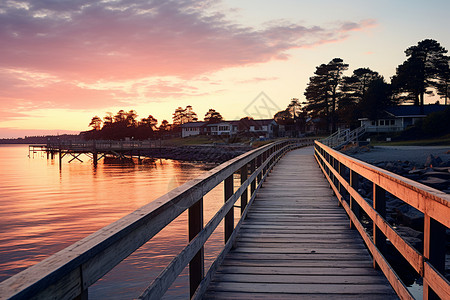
(84, 106), (224, 140)
(300, 39), (449, 132)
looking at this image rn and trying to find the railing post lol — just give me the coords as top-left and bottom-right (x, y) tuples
(74, 285), (88, 300)
(331, 157), (337, 191)
(188, 198), (204, 297)
(337, 161), (343, 206)
(373, 184), (386, 269)
(240, 164), (248, 215)
(224, 174), (234, 243)
(250, 159), (256, 197)
(262, 151), (267, 177)
(423, 215), (446, 300)
(349, 170), (360, 228)
(256, 155), (262, 184)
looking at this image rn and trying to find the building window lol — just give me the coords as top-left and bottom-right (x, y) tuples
(390, 120), (395, 125)
(379, 120), (385, 126)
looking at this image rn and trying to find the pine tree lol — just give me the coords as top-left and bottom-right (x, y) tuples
(339, 68), (384, 127)
(392, 39), (449, 106)
(304, 58), (348, 132)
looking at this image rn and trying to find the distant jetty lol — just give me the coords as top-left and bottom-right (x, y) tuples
(29, 140), (252, 166)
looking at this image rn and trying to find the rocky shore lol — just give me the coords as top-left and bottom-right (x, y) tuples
(140, 145), (252, 164)
(344, 145), (450, 193)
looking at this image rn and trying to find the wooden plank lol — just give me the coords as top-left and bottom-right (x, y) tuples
(215, 266), (386, 276)
(221, 259), (374, 268)
(208, 282), (396, 294)
(229, 247), (367, 254)
(237, 233), (364, 240)
(235, 242), (367, 250)
(203, 292), (397, 300)
(240, 224), (351, 230)
(223, 252), (373, 261)
(213, 273), (392, 284)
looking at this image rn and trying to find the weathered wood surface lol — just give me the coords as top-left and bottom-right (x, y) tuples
(204, 146), (398, 299)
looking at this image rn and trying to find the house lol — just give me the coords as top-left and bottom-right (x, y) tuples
(181, 119), (278, 138)
(305, 118), (323, 135)
(359, 104), (447, 133)
(206, 121), (238, 136)
(181, 122), (207, 138)
(239, 119), (278, 138)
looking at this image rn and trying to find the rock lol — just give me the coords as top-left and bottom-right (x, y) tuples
(421, 171), (450, 179)
(357, 188), (367, 198)
(419, 177), (449, 190)
(409, 168), (425, 175)
(396, 225), (424, 240)
(425, 154), (442, 167)
(394, 204), (424, 230)
(387, 198), (404, 209)
(375, 162), (386, 168)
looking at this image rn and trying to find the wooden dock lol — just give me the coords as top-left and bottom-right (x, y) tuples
(204, 146), (398, 299)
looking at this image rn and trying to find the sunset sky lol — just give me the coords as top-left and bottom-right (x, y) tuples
(1, 0), (449, 138)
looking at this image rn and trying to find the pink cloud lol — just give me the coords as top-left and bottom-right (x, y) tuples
(238, 77), (279, 84)
(339, 19), (377, 32)
(0, 1), (376, 81)
(0, 0), (377, 118)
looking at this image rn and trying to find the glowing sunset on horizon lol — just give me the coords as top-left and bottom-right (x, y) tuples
(0, 0), (449, 138)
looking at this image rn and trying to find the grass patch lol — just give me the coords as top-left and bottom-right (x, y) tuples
(371, 134), (450, 146)
(160, 135), (321, 147)
(161, 135), (216, 146)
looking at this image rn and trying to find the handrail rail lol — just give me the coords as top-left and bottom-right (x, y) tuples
(0, 138), (312, 299)
(321, 125), (366, 149)
(314, 140), (450, 300)
(44, 140), (160, 150)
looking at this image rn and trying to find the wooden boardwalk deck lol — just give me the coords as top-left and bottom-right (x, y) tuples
(204, 146), (398, 299)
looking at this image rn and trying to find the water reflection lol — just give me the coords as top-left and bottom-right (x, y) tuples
(0, 145), (231, 298)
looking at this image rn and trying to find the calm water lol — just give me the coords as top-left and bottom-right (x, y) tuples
(0, 144), (236, 299)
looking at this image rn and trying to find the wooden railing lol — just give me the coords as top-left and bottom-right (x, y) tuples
(45, 140), (161, 151)
(321, 125), (366, 149)
(314, 140), (450, 300)
(0, 139), (311, 299)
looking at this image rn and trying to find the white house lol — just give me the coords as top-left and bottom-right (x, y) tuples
(207, 121), (239, 135)
(359, 104), (447, 133)
(181, 119), (278, 138)
(181, 122), (207, 138)
(245, 119), (277, 138)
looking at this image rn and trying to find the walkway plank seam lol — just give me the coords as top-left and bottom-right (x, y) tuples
(203, 146), (398, 299)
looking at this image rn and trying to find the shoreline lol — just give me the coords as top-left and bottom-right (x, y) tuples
(348, 145), (450, 166)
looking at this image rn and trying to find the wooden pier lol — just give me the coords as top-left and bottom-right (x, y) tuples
(203, 147), (397, 299)
(1, 139), (449, 299)
(29, 140), (162, 167)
